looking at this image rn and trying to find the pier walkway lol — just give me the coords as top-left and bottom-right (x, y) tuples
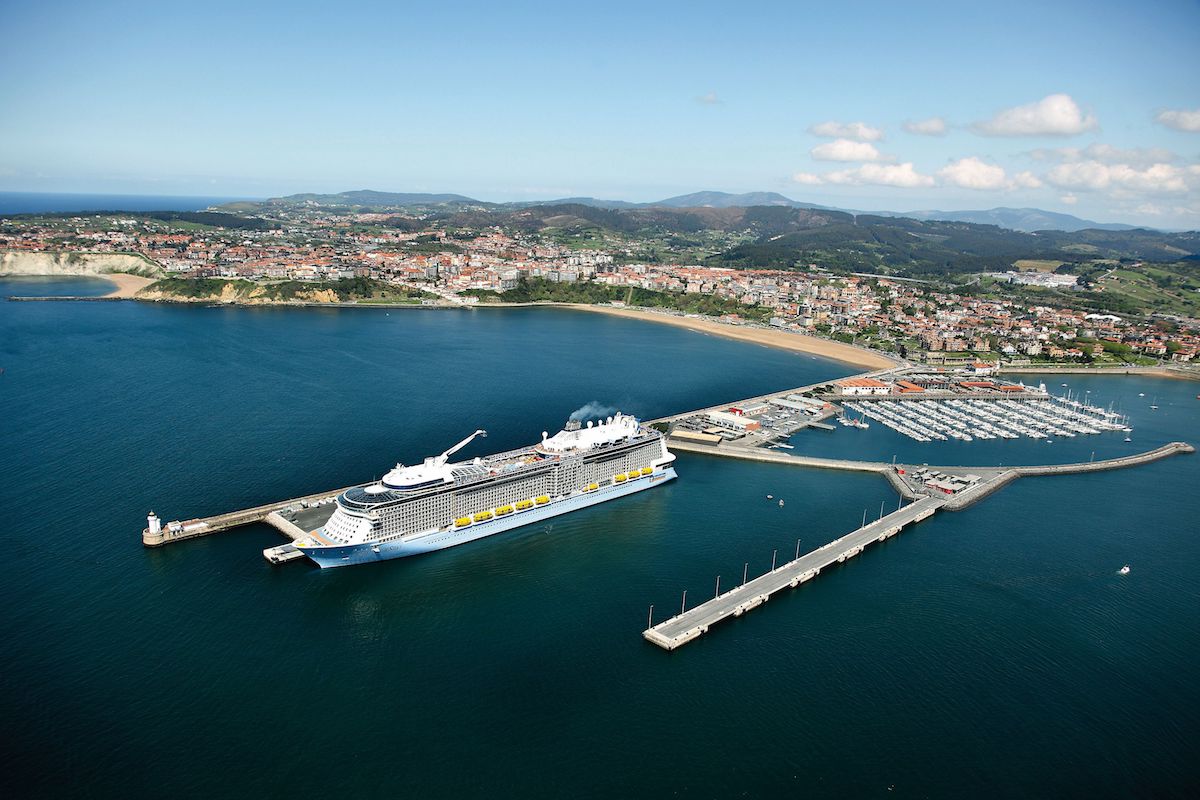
(642, 440), (1192, 650)
(142, 486), (351, 548)
(643, 495), (946, 650)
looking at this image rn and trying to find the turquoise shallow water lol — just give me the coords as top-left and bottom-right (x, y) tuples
(1, 287), (1198, 798)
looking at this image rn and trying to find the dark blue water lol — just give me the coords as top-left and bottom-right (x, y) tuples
(2, 291), (1198, 798)
(0, 191), (249, 215)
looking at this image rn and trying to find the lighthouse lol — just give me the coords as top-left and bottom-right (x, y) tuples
(143, 510), (166, 546)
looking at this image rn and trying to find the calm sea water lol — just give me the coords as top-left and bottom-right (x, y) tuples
(0, 191), (248, 215)
(1, 286), (1198, 798)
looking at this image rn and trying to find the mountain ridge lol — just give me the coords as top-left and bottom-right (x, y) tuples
(240, 189), (1176, 234)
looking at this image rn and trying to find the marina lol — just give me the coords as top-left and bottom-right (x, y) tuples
(841, 394), (1131, 444)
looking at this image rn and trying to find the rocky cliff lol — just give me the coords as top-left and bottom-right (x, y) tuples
(0, 250), (163, 277)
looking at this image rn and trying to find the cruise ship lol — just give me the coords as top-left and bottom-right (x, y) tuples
(294, 413), (676, 567)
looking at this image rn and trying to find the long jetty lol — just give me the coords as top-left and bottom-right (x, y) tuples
(644, 495), (946, 650)
(642, 440), (1193, 650)
(142, 486), (353, 547)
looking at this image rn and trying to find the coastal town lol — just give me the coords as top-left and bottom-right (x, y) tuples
(3, 206), (1198, 368)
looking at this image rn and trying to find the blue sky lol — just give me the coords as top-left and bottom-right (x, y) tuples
(2, 0), (1198, 227)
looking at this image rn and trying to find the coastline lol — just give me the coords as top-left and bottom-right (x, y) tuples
(556, 303), (899, 369)
(103, 273), (156, 297)
(107, 284), (901, 370)
(22, 275), (1197, 378)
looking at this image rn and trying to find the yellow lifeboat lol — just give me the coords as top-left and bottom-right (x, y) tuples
(626, 471), (641, 480)
(535, 495), (550, 505)
(454, 516), (472, 528)
(473, 510), (494, 523)
(585, 483), (599, 492)
(640, 466), (654, 475)
(515, 499), (533, 511)
(614, 474), (627, 483)
(496, 505), (514, 516)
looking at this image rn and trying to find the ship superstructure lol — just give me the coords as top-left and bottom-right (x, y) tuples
(295, 413), (676, 567)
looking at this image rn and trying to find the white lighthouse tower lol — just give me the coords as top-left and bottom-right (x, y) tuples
(147, 511), (161, 536)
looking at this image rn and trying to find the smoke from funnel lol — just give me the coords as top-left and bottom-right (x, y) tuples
(569, 401), (618, 422)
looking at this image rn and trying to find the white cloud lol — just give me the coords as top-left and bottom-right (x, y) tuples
(937, 157), (1009, 190)
(821, 162), (934, 188)
(1012, 171), (1043, 189)
(695, 91), (721, 106)
(1028, 143), (1176, 165)
(973, 93), (1097, 137)
(810, 139), (885, 162)
(1155, 108), (1200, 132)
(791, 172), (824, 186)
(936, 157), (1043, 190)
(903, 117), (947, 136)
(1045, 161), (1192, 194)
(1081, 143), (1175, 164)
(1060, 193), (1078, 205)
(808, 121), (884, 142)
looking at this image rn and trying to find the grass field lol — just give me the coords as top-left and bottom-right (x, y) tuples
(1013, 259), (1063, 272)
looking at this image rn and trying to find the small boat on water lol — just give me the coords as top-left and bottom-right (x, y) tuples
(766, 494), (773, 500)
(1118, 565), (1131, 575)
(778, 499), (785, 508)
(1138, 393), (1145, 397)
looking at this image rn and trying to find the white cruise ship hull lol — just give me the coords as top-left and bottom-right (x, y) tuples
(299, 467), (676, 568)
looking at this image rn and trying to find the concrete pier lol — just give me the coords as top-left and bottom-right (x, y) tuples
(142, 487), (351, 548)
(642, 441), (1193, 650)
(643, 495), (947, 650)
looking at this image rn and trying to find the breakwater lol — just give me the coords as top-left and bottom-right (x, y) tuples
(642, 441), (1193, 649)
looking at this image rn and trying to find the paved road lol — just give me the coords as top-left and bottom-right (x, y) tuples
(646, 365), (906, 426)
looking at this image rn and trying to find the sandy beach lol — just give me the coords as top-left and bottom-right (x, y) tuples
(102, 273), (157, 298)
(561, 304), (898, 369)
